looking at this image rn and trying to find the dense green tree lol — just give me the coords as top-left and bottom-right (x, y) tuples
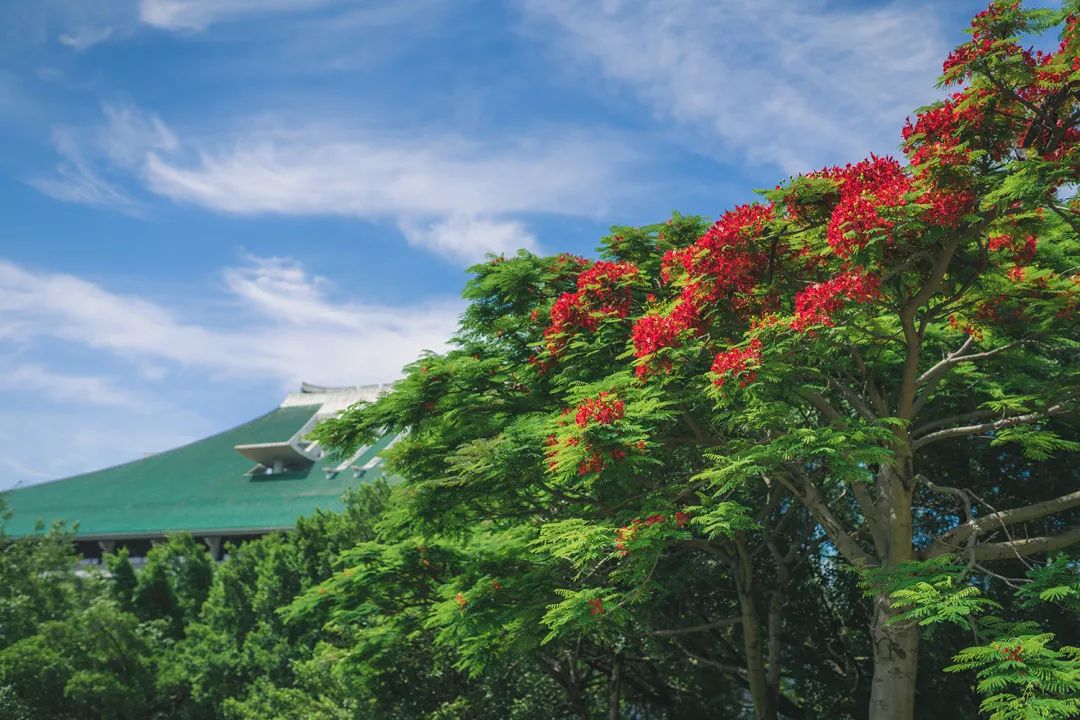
(314, 4), (1080, 719)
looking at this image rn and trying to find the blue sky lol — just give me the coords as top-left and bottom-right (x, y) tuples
(0, 0), (1001, 487)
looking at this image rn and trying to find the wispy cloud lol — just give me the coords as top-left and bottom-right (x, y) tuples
(398, 215), (541, 260)
(0, 255), (462, 388)
(28, 126), (142, 212)
(33, 104), (639, 261)
(519, 0), (948, 174)
(58, 25), (115, 51)
(139, 0), (335, 31)
(0, 364), (146, 408)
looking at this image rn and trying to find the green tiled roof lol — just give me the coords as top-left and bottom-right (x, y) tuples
(1, 404), (393, 539)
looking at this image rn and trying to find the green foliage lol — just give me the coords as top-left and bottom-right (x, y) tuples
(860, 557), (1001, 632)
(947, 632), (1080, 719)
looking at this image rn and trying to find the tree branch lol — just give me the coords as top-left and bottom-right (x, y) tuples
(914, 338), (1018, 403)
(899, 235), (963, 418)
(911, 409), (998, 439)
(925, 488), (1080, 556)
(645, 619), (741, 637)
(850, 345), (888, 416)
(969, 526), (1080, 562)
(829, 378), (876, 421)
(773, 468), (873, 568)
(912, 405), (1065, 450)
(799, 390), (845, 427)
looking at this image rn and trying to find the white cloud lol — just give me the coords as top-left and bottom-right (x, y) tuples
(141, 126), (633, 219)
(0, 405), (207, 489)
(519, 0), (948, 173)
(139, 0), (333, 31)
(399, 215), (541, 262)
(0, 255), (462, 388)
(58, 25), (115, 51)
(34, 104), (637, 262)
(0, 364), (146, 408)
(28, 126), (141, 212)
(98, 104), (178, 167)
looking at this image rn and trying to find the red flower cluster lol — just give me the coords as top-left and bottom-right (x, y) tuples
(578, 450), (604, 476)
(588, 597), (605, 615)
(662, 204), (772, 284)
(942, 1), (1026, 84)
(791, 269), (880, 332)
(989, 232), (1037, 264)
(918, 186), (976, 228)
(614, 512), (691, 556)
(574, 391), (626, 427)
(455, 592), (468, 609)
(822, 156), (912, 258)
(902, 95), (983, 168)
(630, 205), (773, 377)
(614, 520), (641, 556)
(630, 299), (701, 360)
(710, 339), (763, 388)
(545, 261), (639, 355)
(997, 644), (1024, 662)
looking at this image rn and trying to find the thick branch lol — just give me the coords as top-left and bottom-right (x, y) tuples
(830, 378), (876, 421)
(913, 340), (1018, 418)
(899, 236), (963, 418)
(850, 345), (888, 416)
(852, 481), (888, 558)
(926, 488), (1080, 555)
(912, 405), (1065, 450)
(917, 335), (974, 386)
(800, 390), (845, 427)
(969, 526), (1080, 562)
(646, 619), (741, 637)
(773, 469), (873, 568)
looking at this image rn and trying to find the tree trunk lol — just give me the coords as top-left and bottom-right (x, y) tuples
(868, 461), (918, 720)
(868, 597), (919, 720)
(732, 536), (779, 720)
(608, 652), (622, 720)
(539, 654), (590, 720)
(737, 587), (778, 720)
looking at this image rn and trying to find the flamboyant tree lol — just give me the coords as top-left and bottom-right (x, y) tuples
(314, 3), (1079, 719)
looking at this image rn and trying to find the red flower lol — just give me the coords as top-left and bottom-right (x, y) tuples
(574, 392), (625, 427)
(632, 203), (774, 376)
(710, 339), (763, 388)
(588, 597), (605, 615)
(578, 452), (604, 476)
(791, 269), (880, 332)
(455, 593), (468, 609)
(674, 511), (690, 528)
(544, 261), (639, 355)
(822, 156), (911, 257)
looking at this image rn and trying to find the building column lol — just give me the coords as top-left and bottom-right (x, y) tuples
(97, 540), (116, 563)
(203, 535), (223, 561)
